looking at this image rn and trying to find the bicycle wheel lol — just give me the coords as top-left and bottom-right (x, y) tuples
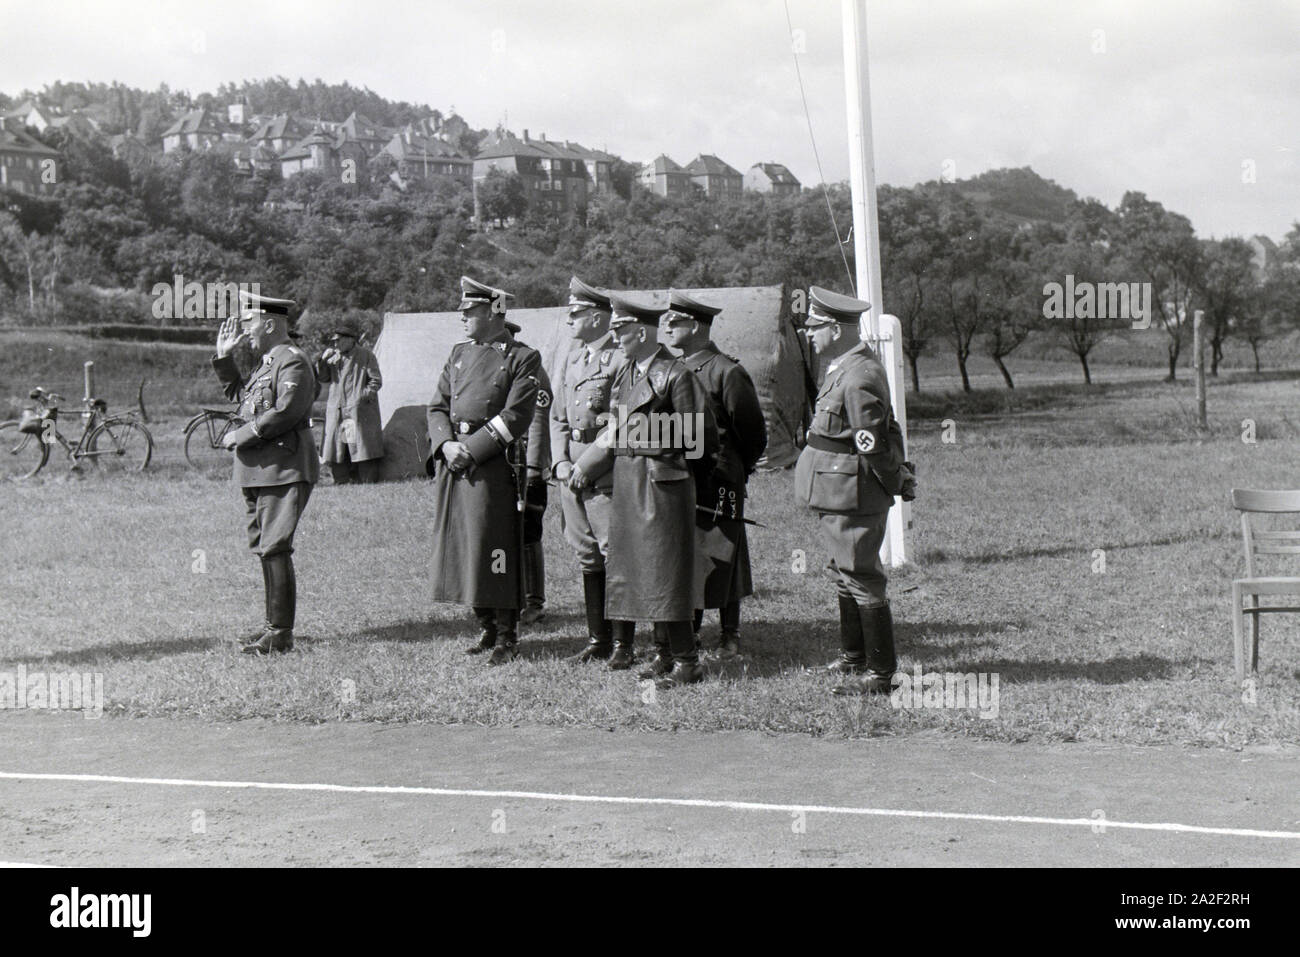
(86, 418), (153, 473)
(0, 420), (50, 479)
(184, 411), (236, 477)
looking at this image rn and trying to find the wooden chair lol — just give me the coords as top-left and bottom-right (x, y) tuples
(1230, 488), (1300, 679)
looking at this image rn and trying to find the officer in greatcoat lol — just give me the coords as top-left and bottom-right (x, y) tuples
(212, 291), (319, 655)
(660, 290), (768, 658)
(315, 317), (384, 484)
(794, 287), (915, 695)
(571, 293), (718, 689)
(427, 277), (542, 665)
(504, 319), (552, 626)
(550, 277), (634, 668)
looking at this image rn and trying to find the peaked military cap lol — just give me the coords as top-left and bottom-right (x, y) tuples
(664, 289), (722, 325)
(458, 275), (514, 312)
(568, 276), (612, 313)
(239, 290), (295, 317)
(608, 292), (664, 328)
(807, 286), (871, 326)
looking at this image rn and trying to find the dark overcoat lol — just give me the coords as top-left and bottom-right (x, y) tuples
(316, 344), (384, 463)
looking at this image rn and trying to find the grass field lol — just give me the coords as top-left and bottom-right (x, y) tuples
(3, 332), (1299, 749)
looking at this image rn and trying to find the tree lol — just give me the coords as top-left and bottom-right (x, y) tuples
(1242, 265), (1300, 372)
(477, 168), (526, 227)
(920, 185), (984, 392)
(879, 186), (941, 391)
(1195, 237), (1257, 375)
(1115, 191), (1202, 381)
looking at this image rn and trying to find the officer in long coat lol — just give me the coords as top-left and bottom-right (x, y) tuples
(660, 290), (768, 659)
(504, 319), (552, 626)
(550, 277), (634, 668)
(794, 287), (915, 695)
(427, 276), (542, 665)
(212, 291), (319, 655)
(315, 317), (384, 484)
(572, 293), (718, 689)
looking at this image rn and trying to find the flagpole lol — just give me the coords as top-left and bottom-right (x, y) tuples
(842, 0), (908, 566)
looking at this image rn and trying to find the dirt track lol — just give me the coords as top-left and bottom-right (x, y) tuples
(1, 713), (1297, 866)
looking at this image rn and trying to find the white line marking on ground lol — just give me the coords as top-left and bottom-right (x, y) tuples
(0, 861), (56, 868)
(1, 770), (1297, 841)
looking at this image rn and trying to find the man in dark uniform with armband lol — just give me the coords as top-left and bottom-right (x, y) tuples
(660, 290), (768, 659)
(427, 276), (542, 665)
(551, 277), (634, 668)
(504, 319), (552, 627)
(212, 290), (319, 655)
(571, 293), (718, 689)
(795, 287), (915, 695)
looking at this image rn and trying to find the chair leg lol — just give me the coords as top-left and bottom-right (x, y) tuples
(1231, 582), (1244, 681)
(1248, 597), (1260, 674)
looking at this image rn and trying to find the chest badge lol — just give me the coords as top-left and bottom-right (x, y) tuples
(650, 370), (666, 391)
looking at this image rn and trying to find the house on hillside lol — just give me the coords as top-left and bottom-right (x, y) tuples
(0, 100), (58, 133)
(337, 111), (390, 157)
(565, 140), (616, 195)
(0, 120), (61, 194)
(278, 122), (367, 179)
(248, 113), (310, 154)
(108, 132), (154, 165)
(230, 141), (281, 177)
(685, 154), (742, 199)
(744, 162), (801, 196)
(1249, 235), (1279, 277)
(638, 154), (693, 198)
(378, 130), (472, 185)
(161, 108), (224, 153)
(473, 129), (589, 214)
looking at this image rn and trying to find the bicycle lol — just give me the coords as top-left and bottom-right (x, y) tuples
(183, 406), (326, 477)
(0, 382), (154, 480)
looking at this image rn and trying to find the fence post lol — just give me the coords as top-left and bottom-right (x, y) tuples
(1193, 310), (1207, 431)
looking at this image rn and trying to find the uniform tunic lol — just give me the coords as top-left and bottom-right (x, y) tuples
(550, 332), (627, 570)
(576, 346), (718, 622)
(427, 335), (541, 609)
(212, 343), (319, 556)
(794, 342), (908, 604)
(681, 342), (768, 609)
(316, 344), (384, 463)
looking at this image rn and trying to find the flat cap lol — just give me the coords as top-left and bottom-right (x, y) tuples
(458, 275), (514, 312)
(329, 317), (361, 338)
(807, 285), (871, 325)
(239, 290), (295, 317)
(663, 289), (722, 325)
(608, 292), (664, 328)
(568, 276), (612, 313)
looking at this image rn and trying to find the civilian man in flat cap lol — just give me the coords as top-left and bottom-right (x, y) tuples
(213, 290), (320, 654)
(427, 276), (542, 664)
(316, 316), (384, 484)
(572, 293), (718, 689)
(795, 287), (915, 695)
(551, 277), (635, 668)
(504, 318), (552, 626)
(661, 290), (768, 659)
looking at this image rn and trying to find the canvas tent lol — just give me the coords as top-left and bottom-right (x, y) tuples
(372, 284), (817, 480)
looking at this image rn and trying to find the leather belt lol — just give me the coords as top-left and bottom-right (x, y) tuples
(569, 426), (601, 443)
(805, 432), (854, 454)
(453, 419), (483, 435)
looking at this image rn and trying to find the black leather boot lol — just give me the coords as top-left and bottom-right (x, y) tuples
(636, 623), (674, 678)
(466, 607), (497, 655)
(826, 593), (868, 673)
(235, 557), (273, 646)
(607, 620), (635, 670)
(656, 621), (703, 689)
(520, 541), (546, 625)
(833, 602), (898, 696)
(692, 608), (704, 635)
(487, 609), (519, 665)
(717, 601), (741, 659)
(243, 553), (295, 654)
(569, 571), (613, 663)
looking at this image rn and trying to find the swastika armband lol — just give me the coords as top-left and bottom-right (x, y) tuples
(854, 429), (876, 453)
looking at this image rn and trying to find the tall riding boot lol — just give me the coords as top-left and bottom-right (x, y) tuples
(236, 558), (273, 645)
(692, 608), (704, 635)
(607, 620), (636, 670)
(826, 593), (868, 673)
(569, 571), (612, 663)
(636, 623), (674, 678)
(656, 621), (704, 689)
(243, 553), (295, 654)
(487, 609), (519, 665)
(466, 607), (497, 655)
(717, 600), (742, 659)
(833, 602), (898, 696)
(520, 542), (546, 625)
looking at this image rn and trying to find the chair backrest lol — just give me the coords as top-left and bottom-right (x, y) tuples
(1231, 488), (1300, 578)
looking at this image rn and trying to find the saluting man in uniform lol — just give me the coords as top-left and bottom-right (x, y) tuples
(550, 277), (634, 668)
(660, 290), (768, 659)
(572, 293), (719, 689)
(504, 318), (552, 626)
(795, 287), (915, 695)
(315, 317), (384, 484)
(427, 276), (542, 665)
(213, 291), (320, 655)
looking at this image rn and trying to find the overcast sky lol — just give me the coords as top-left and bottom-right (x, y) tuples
(2, 0), (1296, 239)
